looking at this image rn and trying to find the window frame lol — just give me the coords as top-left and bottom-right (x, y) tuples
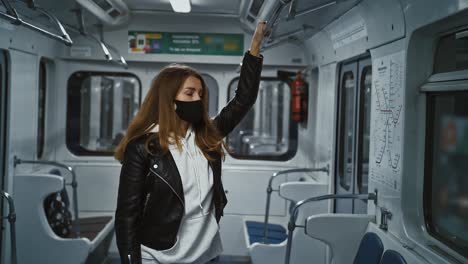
(336, 70), (355, 192)
(66, 71), (142, 156)
(37, 59), (47, 159)
(224, 76), (298, 161)
(423, 89), (468, 259)
(433, 29), (468, 74)
(356, 65), (372, 195)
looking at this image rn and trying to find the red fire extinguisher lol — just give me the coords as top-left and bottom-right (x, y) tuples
(291, 71), (308, 122)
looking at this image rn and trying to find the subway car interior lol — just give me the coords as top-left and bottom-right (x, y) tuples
(0, 0), (467, 263)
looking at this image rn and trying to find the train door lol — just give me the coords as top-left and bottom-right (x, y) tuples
(0, 51), (8, 260)
(335, 57), (371, 214)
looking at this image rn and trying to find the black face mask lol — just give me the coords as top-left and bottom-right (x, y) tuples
(174, 100), (204, 124)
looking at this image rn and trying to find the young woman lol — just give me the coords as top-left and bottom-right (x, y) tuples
(114, 22), (266, 264)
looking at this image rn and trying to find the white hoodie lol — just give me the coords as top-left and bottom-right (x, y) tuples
(141, 124), (223, 264)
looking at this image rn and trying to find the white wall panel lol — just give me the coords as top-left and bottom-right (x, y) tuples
(222, 168), (287, 216)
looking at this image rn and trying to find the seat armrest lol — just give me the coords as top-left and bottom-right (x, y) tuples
(305, 214), (375, 264)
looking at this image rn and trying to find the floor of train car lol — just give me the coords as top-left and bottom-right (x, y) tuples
(105, 256), (251, 264)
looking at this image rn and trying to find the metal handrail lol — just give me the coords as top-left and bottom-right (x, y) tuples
(261, 0), (340, 51)
(13, 156), (81, 237)
(106, 43), (129, 69)
(1, 190), (17, 264)
(262, 0), (293, 46)
(0, 0), (73, 46)
(97, 24), (128, 69)
(263, 166), (329, 243)
(64, 8), (113, 62)
(284, 191), (378, 264)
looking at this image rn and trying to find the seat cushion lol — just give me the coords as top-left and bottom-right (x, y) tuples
(246, 221), (287, 244)
(353, 232), (384, 264)
(380, 250), (407, 264)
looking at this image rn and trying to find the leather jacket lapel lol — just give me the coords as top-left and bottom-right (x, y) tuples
(148, 138), (185, 206)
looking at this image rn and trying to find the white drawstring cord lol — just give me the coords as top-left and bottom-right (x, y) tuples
(186, 129), (205, 216)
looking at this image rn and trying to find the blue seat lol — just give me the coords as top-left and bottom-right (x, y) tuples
(353, 232), (384, 264)
(380, 250), (407, 264)
(245, 221), (288, 244)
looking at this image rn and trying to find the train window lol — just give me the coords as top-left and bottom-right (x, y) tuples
(66, 72), (141, 156)
(335, 57), (371, 214)
(357, 66), (372, 194)
(37, 60), (47, 159)
(225, 78), (297, 161)
(425, 91), (468, 258)
(337, 71), (355, 191)
(201, 73), (219, 117)
(434, 30), (468, 74)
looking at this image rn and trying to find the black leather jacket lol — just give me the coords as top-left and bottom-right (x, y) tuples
(115, 51), (263, 264)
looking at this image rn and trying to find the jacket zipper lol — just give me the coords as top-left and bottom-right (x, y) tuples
(150, 168), (185, 207)
(142, 172), (152, 214)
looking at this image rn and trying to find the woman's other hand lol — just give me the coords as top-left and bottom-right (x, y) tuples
(249, 21), (267, 57)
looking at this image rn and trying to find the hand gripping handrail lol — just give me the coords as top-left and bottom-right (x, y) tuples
(1, 190), (17, 264)
(263, 165), (329, 243)
(284, 191), (378, 264)
(0, 0), (73, 46)
(13, 156), (81, 238)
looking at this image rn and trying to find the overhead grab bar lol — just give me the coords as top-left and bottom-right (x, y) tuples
(1, 190), (17, 264)
(263, 0), (292, 44)
(13, 156), (81, 238)
(287, 0), (298, 21)
(64, 24), (113, 61)
(261, 27), (308, 51)
(263, 165), (329, 243)
(283, 0), (338, 23)
(97, 24), (128, 69)
(64, 7), (113, 61)
(284, 191), (378, 264)
(0, 0), (73, 46)
(262, 0), (340, 51)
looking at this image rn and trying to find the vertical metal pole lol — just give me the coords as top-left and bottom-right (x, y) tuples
(2, 191), (17, 264)
(263, 187), (273, 243)
(284, 221), (295, 264)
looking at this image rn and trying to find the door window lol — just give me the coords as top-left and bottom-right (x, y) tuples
(67, 72), (141, 155)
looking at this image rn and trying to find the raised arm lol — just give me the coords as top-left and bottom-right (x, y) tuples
(213, 22), (267, 137)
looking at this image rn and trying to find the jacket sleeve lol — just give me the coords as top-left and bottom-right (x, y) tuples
(115, 140), (148, 264)
(213, 50), (263, 138)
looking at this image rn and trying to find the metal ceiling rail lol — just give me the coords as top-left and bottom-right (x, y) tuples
(285, 0), (338, 22)
(263, 0), (293, 42)
(97, 24), (128, 69)
(106, 43), (129, 69)
(64, 8), (113, 62)
(262, 0), (354, 51)
(0, 0), (73, 46)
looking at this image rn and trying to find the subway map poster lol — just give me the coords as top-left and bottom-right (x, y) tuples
(369, 51), (406, 192)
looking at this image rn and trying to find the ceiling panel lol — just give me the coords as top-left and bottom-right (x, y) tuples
(264, 0), (362, 46)
(125, 0), (242, 15)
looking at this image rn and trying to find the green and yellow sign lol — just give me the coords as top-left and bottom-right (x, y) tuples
(128, 31), (244, 56)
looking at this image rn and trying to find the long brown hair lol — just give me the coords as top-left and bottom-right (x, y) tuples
(114, 64), (226, 162)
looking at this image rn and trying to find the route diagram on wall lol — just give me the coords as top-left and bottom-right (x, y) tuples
(369, 51), (405, 192)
